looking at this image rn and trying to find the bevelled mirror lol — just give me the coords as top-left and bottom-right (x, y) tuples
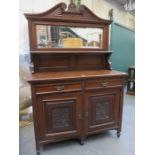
(36, 25), (103, 49)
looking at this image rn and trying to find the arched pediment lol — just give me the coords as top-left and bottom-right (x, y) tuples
(25, 2), (112, 25)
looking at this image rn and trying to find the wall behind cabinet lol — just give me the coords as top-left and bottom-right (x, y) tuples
(110, 22), (135, 72)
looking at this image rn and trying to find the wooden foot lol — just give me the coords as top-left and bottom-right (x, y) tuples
(36, 150), (40, 155)
(80, 138), (85, 145)
(117, 130), (121, 138)
(36, 144), (41, 155)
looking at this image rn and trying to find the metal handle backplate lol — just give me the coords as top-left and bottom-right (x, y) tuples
(101, 82), (109, 87)
(56, 85), (64, 91)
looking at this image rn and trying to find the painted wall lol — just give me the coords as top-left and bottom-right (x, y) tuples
(110, 22), (135, 72)
(83, 0), (135, 30)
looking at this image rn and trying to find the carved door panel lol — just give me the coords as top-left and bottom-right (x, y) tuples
(36, 92), (82, 140)
(84, 88), (120, 134)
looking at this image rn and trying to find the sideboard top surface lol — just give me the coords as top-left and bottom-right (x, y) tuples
(28, 69), (128, 83)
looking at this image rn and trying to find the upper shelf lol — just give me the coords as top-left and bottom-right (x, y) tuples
(31, 50), (112, 54)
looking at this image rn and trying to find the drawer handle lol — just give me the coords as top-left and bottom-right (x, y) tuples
(56, 85), (64, 91)
(101, 82), (109, 87)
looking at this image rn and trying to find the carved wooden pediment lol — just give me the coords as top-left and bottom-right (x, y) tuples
(25, 2), (112, 25)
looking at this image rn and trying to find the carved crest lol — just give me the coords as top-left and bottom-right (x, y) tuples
(25, 2), (112, 25)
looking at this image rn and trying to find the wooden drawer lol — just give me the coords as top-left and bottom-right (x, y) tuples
(85, 78), (125, 90)
(35, 82), (82, 94)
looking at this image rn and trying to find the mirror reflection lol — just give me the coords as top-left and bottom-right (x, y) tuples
(36, 25), (103, 48)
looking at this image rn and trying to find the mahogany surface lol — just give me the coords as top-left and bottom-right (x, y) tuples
(25, 2), (128, 154)
(31, 50), (112, 54)
(28, 70), (127, 83)
(31, 53), (111, 72)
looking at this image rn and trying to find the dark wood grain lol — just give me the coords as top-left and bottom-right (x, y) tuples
(84, 88), (120, 134)
(28, 70), (127, 83)
(31, 53), (113, 72)
(31, 50), (112, 54)
(25, 2), (127, 154)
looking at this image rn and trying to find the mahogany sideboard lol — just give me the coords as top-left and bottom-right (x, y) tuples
(25, 2), (128, 155)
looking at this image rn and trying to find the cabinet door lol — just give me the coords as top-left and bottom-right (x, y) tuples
(84, 88), (120, 134)
(36, 92), (82, 140)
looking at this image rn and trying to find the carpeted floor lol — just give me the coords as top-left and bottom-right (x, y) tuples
(19, 94), (135, 155)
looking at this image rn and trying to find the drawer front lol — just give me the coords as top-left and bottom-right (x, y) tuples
(85, 78), (125, 90)
(35, 82), (82, 94)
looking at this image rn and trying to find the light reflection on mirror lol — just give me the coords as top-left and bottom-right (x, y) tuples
(36, 25), (103, 48)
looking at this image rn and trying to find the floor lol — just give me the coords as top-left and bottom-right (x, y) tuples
(19, 94), (135, 155)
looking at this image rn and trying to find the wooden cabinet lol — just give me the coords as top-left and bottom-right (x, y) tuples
(36, 92), (82, 140)
(30, 74), (126, 154)
(25, 1), (128, 154)
(85, 88), (121, 135)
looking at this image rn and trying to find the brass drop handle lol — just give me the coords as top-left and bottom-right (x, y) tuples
(56, 85), (64, 91)
(101, 82), (109, 87)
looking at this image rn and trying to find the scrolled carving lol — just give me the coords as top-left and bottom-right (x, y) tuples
(95, 102), (109, 120)
(60, 2), (67, 11)
(108, 60), (112, 70)
(52, 108), (71, 128)
(46, 107), (71, 131)
(52, 3), (67, 17)
(66, 1), (83, 14)
(105, 54), (112, 70)
(79, 5), (85, 13)
(25, 1), (112, 24)
(68, 3), (77, 12)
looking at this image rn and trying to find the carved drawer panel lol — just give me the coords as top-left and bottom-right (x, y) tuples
(35, 82), (81, 94)
(85, 78), (125, 90)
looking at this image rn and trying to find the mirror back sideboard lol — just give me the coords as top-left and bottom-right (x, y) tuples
(25, 2), (128, 154)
